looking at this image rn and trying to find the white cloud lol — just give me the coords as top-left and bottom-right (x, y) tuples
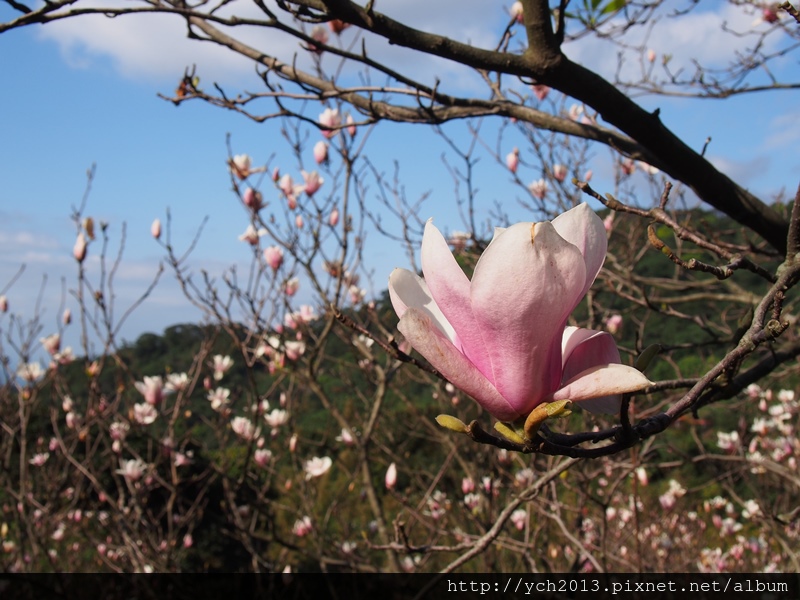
(564, 3), (781, 86)
(36, 0), (505, 93)
(763, 112), (800, 152)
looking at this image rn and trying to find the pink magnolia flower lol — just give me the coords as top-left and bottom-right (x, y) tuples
(528, 178), (547, 199)
(41, 333), (61, 356)
(461, 477), (475, 495)
(29, 452), (49, 466)
(506, 148), (519, 173)
(116, 458), (148, 482)
(0, 295), (7, 312)
(284, 277), (300, 296)
(532, 84), (550, 101)
(328, 19), (350, 34)
(552, 164), (568, 182)
(635, 466), (649, 486)
(302, 170), (324, 196)
(329, 208), (340, 226)
(231, 416), (259, 441)
(511, 508), (527, 530)
(207, 387), (231, 412)
(385, 462), (397, 490)
(284, 340), (306, 361)
(346, 114), (357, 137)
(647, 48), (656, 63)
(388, 204), (651, 424)
(243, 187), (264, 211)
(212, 354), (233, 381)
(510, 1), (523, 23)
(295, 215), (304, 229)
(605, 314), (623, 334)
(620, 158), (636, 176)
(231, 154), (252, 179)
(304, 456), (332, 480)
(293, 516), (313, 537)
(264, 246), (284, 271)
(151, 218), (161, 240)
(254, 448), (273, 467)
(319, 108), (341, 138)
(313, 141), (328, 164)
(133, 403), (158, 425)
(762, 6), (779, 23)
(336, 428), (356, 446)
(265, 408), (288, 430)
(279, 174), (296, 196)
(135, 376), (167, 406)
(306, 25), (329, 53)
(239, 224), (267, 245)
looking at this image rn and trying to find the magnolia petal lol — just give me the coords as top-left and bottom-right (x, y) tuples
(549, 364), (652, 410)
(397, 308), (520, 422)
(420, 220), (485, 369)
(470, 222), (587, 415)
(561, 327), (625, 413)
(388, 268), (457, 344)
(551, 204), (607, 297)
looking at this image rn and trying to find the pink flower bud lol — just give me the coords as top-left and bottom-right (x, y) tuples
(243, 188), (264, 211)
(151, 218), (161, 240)
(264, 246), (284, 271)
(506, 148), (519, 173)
(62, 308), (71, 325)
(295, 215), (304, 229)
(532, 84), (550, 101)
(328, 19), (350, 34)
(0, 295), (7, 313)
(272, 167), (280, 182)
(461, 477), (475, 495)
(647, 49), (656, 63)
(346, 114), (357, 137)
(329, 208), (339, 226)
(763, 6), (779, 23)
(231, 154), (252, 179)
(385, 462), (397, 490)
(552, 164), (567, 182)
(635, 467), (648, 486)
(510, 1), (523, 23)
(284, 278), (300, 296)
(620, 158), (636, 176)
(73, 233), (87, 263)
(313, 141), (328, 164)
(319, 108), (341, 139)
(605, 314), (623, 334)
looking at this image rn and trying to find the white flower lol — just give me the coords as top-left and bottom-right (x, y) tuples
(116, 458), (148, 482)
(208, 387), (231, 412)
(29, 452), (49, 466)
(17, 362), (44, 383)
(133, 403), (158, 425)
(265, 408), (288, 429)
(231, 416), (260, 441)
(304, 456), (332, 480)
(165, 372), (190, 392)
(212, 355), (234, 381)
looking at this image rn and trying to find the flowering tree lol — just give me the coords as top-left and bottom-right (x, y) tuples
(2, 0), (800, 573)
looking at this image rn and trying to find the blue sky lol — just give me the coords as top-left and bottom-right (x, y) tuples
(1, 1), (798, 361)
